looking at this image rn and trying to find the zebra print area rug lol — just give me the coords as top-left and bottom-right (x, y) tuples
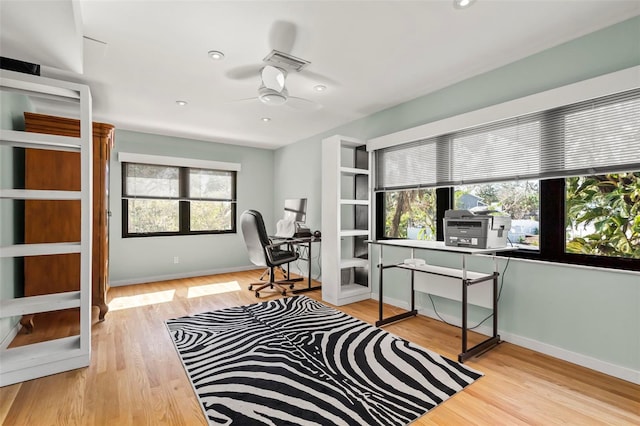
(166, 296), (482, 425)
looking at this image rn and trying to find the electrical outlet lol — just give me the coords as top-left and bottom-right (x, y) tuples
(173, 256), (179, 264)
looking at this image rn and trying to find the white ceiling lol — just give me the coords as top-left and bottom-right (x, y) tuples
(1, 1), (639, 149)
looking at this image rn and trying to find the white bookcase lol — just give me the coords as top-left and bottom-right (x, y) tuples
(321, 135), (371, 306)
(0, 70), (93, 386)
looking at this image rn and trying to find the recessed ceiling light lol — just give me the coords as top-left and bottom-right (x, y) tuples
(261, 117), (271, 122)
(314, 84), (327, 92)
(176, 100), (188, 106)
(454, 0), (476, 9)
(208, 50), (225, 60)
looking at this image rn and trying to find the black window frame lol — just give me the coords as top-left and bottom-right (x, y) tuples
(375, 178), (640, 272)
(122, 163), (237, 238)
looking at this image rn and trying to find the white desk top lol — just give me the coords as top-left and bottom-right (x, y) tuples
(369, 239), (517, 255)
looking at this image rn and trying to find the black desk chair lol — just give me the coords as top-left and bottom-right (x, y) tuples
(240, 210), (299, 297)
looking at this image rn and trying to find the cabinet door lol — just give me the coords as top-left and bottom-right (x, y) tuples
(24, 149), (81, 296)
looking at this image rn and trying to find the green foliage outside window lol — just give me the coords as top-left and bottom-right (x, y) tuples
(128, 199), (179, 234)
(565, 172), (640, 259)
(190, 201), (233, 232)
(384, 189), (437, 239)
(123, 163), (236, 236)
(455, 181), (539, 220)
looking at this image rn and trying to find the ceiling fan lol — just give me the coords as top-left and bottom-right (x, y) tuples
(248, 64), (320, 110)
(228, 20), (334, 110)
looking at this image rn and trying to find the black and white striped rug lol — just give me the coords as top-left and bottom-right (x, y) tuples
(166, 296), (482, 425)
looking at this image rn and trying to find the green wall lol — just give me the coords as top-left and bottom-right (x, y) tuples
(109, 130), (275, 285)
(274, 16), (640, 379)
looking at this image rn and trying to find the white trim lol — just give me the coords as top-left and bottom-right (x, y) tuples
(367, 65), (640, 151)
(118, 152), (241, 171)
(498, 330), (640, 386)
(369, 293), (640, 385)
(109, 265), (258, 287)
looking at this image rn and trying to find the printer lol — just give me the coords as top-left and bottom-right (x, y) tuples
(444, 209), (512, 249)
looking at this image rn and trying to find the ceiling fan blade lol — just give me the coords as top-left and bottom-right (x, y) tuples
(233, 97), (259, 102)
(268, 20), (297, 53)
(299, 69), (340, 87)
(285, 96), (321, 111)
(226, 64), (262, 80)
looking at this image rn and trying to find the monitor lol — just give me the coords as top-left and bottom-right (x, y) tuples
(283, 198), (307, 223)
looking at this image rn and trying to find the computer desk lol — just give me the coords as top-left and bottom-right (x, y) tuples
(370, 239), (516, 363)
(271, 236), (321, 294)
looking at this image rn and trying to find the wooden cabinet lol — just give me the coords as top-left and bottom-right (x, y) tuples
(21, 112), (114, 330)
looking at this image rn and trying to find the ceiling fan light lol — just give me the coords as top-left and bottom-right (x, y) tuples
(259, 92), (287, 106)
(261, 65), (287, 92)
(258, 86), (288, 106)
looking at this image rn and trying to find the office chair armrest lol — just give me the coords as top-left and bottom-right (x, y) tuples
(266, 240), (293, 250)
(266, 241), (297, 260)
(265, 243), (299, 265)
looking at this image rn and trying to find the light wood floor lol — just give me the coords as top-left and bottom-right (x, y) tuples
(1, 270), (639, 425)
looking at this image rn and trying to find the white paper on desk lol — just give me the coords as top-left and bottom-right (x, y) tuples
(275, 219), (295, 238)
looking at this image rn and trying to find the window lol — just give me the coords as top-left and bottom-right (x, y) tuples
(122, 163), (236, 237)
(381, 188), (437, 240)
(565, 172), (639, 259)
(455, 181), (539, 250)
(374, 87), (640, 271)
(379, 182), (541, 249)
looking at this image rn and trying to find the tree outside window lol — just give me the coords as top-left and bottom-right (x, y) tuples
(383, 189), (437, 240)
(122, 163), (236, 237)
(455, 181), (540, 248)
(565, 172), (640, 259)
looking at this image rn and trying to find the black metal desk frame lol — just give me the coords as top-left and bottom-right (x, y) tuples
(271, 236), (321, 294)
(291, 236), (321, 294)
(372, 240), (511, 363)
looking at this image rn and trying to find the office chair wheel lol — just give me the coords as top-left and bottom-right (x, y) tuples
(289, 284), (294, 289)
(255, 291), (260, 298)
(248, 285), (253, 291)
(282, 290), (287, 296)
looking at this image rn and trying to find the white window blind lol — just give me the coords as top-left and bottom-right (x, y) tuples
(375, 88), (640, 190)
(450, 116), (541, 185)
(558, 90), (640, 175)
(376, 138), (438, 189)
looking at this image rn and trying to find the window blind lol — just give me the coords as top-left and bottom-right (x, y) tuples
(552, 90), (640, 176)
(375, 138), (438, 190)
(375, 88), (640, 190)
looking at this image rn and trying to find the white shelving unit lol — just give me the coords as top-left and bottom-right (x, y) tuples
(0, 70), (92, 386)
(321, 135), (371, 306)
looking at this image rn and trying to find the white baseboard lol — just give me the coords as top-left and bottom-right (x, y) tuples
(371, 293), (640, 385)
(498, 331), (640, 385)
(109, 265), (259, 287)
